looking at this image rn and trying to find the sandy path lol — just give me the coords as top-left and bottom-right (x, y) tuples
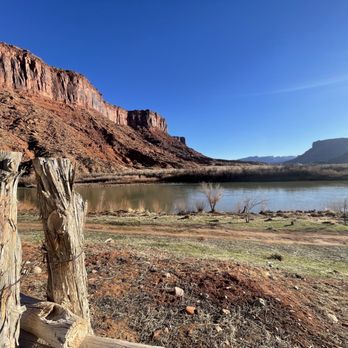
(19, 222), (348, 246)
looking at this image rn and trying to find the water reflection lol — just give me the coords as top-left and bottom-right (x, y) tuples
(18, 181), (348, 213)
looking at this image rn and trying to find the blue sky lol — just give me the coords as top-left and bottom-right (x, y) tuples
(2, 0), (348, 159)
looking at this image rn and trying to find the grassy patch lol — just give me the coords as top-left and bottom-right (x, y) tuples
(84, 229), (348, 279)
(86, 212), (348, 233)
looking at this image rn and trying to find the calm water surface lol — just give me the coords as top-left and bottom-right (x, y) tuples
(18, 181), (348, 213)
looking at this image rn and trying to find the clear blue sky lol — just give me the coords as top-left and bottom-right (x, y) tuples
(2, 0), (348, 159)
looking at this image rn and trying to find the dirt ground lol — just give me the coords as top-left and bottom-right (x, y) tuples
(18, 211), (348, 348)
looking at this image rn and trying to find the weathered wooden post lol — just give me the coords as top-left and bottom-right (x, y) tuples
(33, 158), (91, 330)
(0, 151), (23, 347)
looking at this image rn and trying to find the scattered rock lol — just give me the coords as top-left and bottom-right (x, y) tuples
(174, 286), (184, 297)
(267, 253), (283, 261)
(258, 298), (267, 307)
(185, 306), (196, 315)
(104, 238), (114, 244)
(293, 273), (305, 280)
(91, 269), (98, 274)
(215, 325), (223, 333)
(149, 265), (157, 272)
(293, 285), (300, 290)
(153, 329), (162, 340)
(32, 266), (42, 274)
(222, 308), (231, 315)
(163, 272), (171, 278)
(327, 313), (339, 323)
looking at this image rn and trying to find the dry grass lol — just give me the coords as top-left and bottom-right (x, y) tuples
(74, 163), (348, 185)
(20, 243), (347, 348)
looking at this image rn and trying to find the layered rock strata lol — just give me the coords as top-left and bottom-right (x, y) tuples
(0, 42), (167, 132)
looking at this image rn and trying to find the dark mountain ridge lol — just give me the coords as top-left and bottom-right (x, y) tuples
(239, 156), (296, 164)
(288, 138), (348, 164)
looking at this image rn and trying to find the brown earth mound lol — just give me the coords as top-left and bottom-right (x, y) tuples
(21, 243), (347, 348)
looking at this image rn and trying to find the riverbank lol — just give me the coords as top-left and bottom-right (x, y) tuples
(19, 210), (348, 347)
(18, 209), (348, 278)
(19, 163), (348, 186)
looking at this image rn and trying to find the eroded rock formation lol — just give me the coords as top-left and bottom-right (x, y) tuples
(0, 42), (213, 173)
(0, 42), (167, 132)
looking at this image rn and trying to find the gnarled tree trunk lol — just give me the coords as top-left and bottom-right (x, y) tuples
(20, 294), (89, 348)
(0, 151), (23, 347)
(33, 158), (91, 330)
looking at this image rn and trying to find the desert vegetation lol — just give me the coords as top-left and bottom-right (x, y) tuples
(18, 208), (348, 347)
(200, 182), (224, 212)
(68, 163), (348, 186)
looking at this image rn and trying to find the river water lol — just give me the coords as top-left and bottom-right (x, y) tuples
(18, 181), (348, 213)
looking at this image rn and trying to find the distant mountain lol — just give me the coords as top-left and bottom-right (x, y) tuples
(239, 156), (296, 164)
(288, 138), (348, 164)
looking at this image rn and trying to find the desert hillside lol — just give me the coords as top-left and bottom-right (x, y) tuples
(0, 42), (212, 173)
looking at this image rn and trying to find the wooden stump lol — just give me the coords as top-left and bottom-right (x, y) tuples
(0, 151), (23, 347)
(33, 158), (91, 330)
(20, 294), (164, 348)
(21, 294), (89, 348)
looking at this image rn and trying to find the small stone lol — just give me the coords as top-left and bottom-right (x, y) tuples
(149, 265), (157, 272)
(327, 313), (338, 323)
(32, 266), (42, 274)
(104, 238), (114, 244)
(91, 269), (98, 274)
(153, 329), (162, 340)
(222, 308), (231, 315)
(185, 306), (196, 315)
(258, 298), (267, 306)
(215, 325), (223, 333)
(174, 286), (184, 297)
(293, 286), (300, 290)
(163, 272), (171, 278)
(294, 273), (305, 280)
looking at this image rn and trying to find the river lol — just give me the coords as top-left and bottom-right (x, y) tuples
(18, 181), (348, 213)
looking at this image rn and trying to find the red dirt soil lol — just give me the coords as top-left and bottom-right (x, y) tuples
(21, 243), (348, 348)
(0, 90), (211, 174)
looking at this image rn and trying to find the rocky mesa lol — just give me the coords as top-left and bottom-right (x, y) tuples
(0, 42), (212, 173)
(0, 42), (167, 132)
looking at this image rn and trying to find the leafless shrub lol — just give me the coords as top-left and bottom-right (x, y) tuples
(174, 199), (188, 215)
(201, 182), (224, 213)
(241, 198), (267, 223)
(329, 199), (348, 225)
(195, 200), (206, 213)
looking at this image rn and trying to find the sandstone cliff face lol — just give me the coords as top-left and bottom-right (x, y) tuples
(0, 42), (167, 132)
(127, 110), (167, 132)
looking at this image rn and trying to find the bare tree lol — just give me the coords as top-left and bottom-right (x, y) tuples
(342, 199), (348, 225)
(201, 182), (224, 213)
(195, 199), (206, 213)
(241, 198), (267, 223)
(330, 198), (348, 225)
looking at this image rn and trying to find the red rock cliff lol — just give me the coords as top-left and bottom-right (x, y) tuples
(0, 42), (167, 132)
